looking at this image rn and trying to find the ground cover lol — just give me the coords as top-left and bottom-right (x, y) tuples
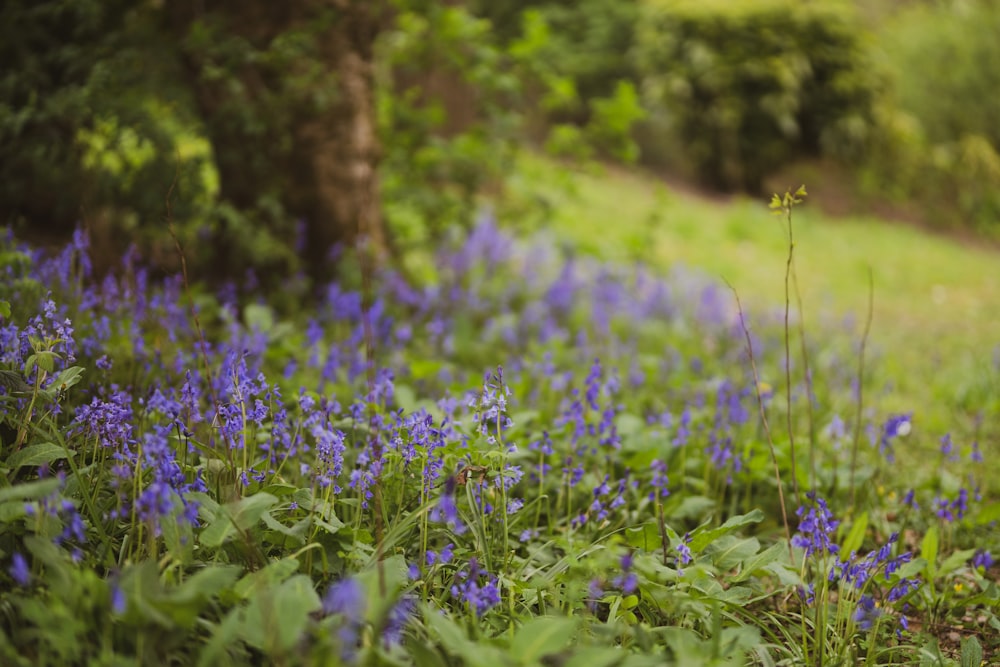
(0, 212), (997, 665)
(513, 154), (1000, 439)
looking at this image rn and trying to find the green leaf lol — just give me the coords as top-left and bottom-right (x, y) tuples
(0, 300), (10, 319)
(156, 566), (243, 629)
(197, 606), (244, 667)
(704, 535), (760, 570)
(0, 369), (31, 394)
(921, 525), (939, 580)
(688, 509), (764, 552)
(422, 606), (475, 656)
(5, 442), (70, 470)
(243, 303), (274, 332)
(199, 493), (278, 548)
(33, 351), (56, 374)
(234, 557), (299, 600)
(939, 548), (977, 576)
(839, 511), (868, 562)
(510, 616), (578, 664)
(562, 647), (625, 667)
(242, 574), (320, 654)
(732, 541), (786, 582)
(625, 521), (662, 550)
(0, 478), (61, 504)
(49, 366), (85, 393)
(960, 635), (983, 667)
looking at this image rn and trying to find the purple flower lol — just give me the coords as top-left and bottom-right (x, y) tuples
(427, 543), (455, 567)
(9, 552), (30, 586)
(323, 577), (365, 662)
(383, 594), (416, 648)
(451, 558), (500, 617)
(853, 594), (881, 631)
(111, 580), (126, 614)
(430, 478), (466, 535)
(878, 413), (912, 462)
(323, 577), (365, 617)
(940, 433), (958, 462)
(792, 493), (840, 559)
(972, 549), (994, 571)
(612, 552), (638, 594)
(676, 535), (693, 573)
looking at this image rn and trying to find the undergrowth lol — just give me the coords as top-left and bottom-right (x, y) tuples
(0, 208), (997, 666)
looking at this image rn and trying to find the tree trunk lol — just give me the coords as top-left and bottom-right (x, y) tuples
(166, 0), (385, 281)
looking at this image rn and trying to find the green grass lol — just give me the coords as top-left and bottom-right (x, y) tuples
(515, 153), (1000, 435)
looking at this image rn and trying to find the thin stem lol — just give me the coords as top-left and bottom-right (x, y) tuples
(791, 260), (817, 491)
(850, 268), (874, 507)
(726, 280), (794, 561)
(783, 206), (800, 504)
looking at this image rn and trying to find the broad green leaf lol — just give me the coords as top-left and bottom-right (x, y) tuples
(262, 511), (308, 545)
(510, 616), (577, 664)
(49, 366), (85, 392)
(704, 535), (760, 570)
(0, 478), (61, 504)
(839, 511), (868, 562)
(243, 303), (274, 332)
(156, 566), (242, 629)
(940, 548), (977, 576)
(422, 606), (476, 656)
(688, 509), (764, 552)
(33, 351), (56, 374)
(667, 495), (715, 521)
(0, 501), (28, 522)
(921, 525), (939, 580)
(625, 521), (662, 550)
(394, 383), (418, 413)
(960, 635), (983, 667)
(732, 541), (786, 582)
(6, 442), (70, 470)
(356, 554), (411, 624)
(563, 647), (625, 667)
(171, 566), (242, 605)
(406, 636), (448, 667)
(614, 413), (646, 438)
(197, 606), (244, 667)
(0, 300), (10, 318)
(234, 557), (299, 600)
(242, 574), (320, 654)
(0, 369), (31, 394)
(199, 493), (278, 548)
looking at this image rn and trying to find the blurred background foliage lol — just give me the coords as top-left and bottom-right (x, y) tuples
(1, 0), (999, 281)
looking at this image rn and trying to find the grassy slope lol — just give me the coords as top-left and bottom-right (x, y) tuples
(515, 154), (1000, 436)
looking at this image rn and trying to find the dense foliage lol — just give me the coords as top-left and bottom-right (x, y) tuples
(1, 217), (997, 664)
(634, 0), (879, 192)
(864, 1), (1000, 235)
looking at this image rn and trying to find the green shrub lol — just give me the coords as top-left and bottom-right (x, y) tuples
(863, 1), (1000, 234)
(471, 0), (641, 111)
(635, 0), (881, 192)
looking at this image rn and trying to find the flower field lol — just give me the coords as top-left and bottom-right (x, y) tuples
(0, 215), (996, 665)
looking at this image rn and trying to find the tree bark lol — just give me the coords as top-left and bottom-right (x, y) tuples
(166, 0), (385, 281)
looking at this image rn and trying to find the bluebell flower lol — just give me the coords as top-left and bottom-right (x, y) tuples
(9, 552), (30, 586)
(430, 477), (466, 535)
(110, 579), (126, 614)
(792, 493), (840, 559)
(676, 535), (693, 574)
(451, 558), (500, 617)
(427, 543), (455, 567)
(853, 594), (881, 631)
(383, 594), (416, 649)
(972, 549), (994, 571)
(323, 577), (365, 662)
(878, 413), (912, 463)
